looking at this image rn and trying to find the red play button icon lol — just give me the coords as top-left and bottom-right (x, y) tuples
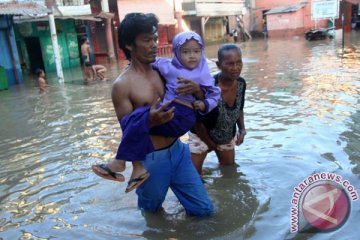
(301, 182), (350, 231)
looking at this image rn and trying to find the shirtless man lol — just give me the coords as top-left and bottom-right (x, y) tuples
(92, 13), (213, 216)
(80, 37), (94, 81)
(81, 37), (107, 81)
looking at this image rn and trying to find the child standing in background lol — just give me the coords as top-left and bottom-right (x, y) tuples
(35, 68), (47, 93)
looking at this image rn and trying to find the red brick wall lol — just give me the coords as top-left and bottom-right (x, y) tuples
(255, 0), (329, 35)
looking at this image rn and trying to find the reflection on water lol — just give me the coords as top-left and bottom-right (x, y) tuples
(0, 32), (360, 239)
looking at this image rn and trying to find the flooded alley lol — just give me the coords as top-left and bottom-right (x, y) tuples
(0, 31), (359, 240)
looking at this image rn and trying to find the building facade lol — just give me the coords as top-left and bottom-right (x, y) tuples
(181, 0), (250, 43)
(0, 15), (23, 88)
(0, 1), (50, 88)
(254, 0), (355, 38)
(15, 19), (82, 73)
(115, 0), (177, 59)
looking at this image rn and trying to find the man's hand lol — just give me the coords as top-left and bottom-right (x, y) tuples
(176, 77), (203, 99)
(149, 98), (175, 128)
(193, 100), (206, 111)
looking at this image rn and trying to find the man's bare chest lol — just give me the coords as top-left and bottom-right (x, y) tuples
(131, 79), (164, 107)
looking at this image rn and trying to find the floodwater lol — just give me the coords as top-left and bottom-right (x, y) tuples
(0, 31), (359, 240)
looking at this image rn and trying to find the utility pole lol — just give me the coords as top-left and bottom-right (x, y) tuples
(340, 0), (345, 50)
(101, 0), (115, 61)
(173, 0), (184, 33)
(48, 10), (64, 83)
(341, 14), (345, 50)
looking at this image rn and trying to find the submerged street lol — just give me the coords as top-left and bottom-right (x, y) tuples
(0, 31), (359, 239)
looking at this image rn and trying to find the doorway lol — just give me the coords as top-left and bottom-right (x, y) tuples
(262, 10), (269, 37)
(24, 37), (44, 73)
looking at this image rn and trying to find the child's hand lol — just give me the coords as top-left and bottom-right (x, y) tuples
(193, 100), (205, 111)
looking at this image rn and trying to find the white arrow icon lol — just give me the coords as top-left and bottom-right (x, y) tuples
(303, 188), (338, 224)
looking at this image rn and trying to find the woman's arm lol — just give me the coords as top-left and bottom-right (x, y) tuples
(235, 111), (246, 146)
(235, 78), (247, 145)
(194, 122), (217, 151)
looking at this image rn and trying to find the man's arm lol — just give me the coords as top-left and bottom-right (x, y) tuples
(112, 78), (175, 128)
(85, 45), (91, 62)
(111, 80), (133, 122)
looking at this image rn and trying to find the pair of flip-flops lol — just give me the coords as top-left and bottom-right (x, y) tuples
(91, 164), (150, 193)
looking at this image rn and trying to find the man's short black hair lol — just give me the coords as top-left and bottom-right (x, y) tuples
(217, 44), (242, 62)
(81, 36), (88, 44)
(118, 13), (159, 60)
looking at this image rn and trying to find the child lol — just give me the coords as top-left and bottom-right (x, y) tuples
(35, 68), (47, 93)
(92, 31), (220, 192)
(92, 64), (107, 81)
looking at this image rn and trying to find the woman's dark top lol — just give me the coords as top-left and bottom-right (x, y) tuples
(192, 73), (246, 144)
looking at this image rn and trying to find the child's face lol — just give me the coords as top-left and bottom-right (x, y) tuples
(217, 49), (243, 80)
(179, 39), (202, 70)
(40, 71), (45, 78)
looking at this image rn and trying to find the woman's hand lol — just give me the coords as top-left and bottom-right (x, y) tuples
(235, 130), (246, 145)
(176, 77), (204, 99)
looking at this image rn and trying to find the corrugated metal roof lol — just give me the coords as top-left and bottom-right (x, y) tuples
(56, 4), (92, 16)
(0, 1), (49, 16)
(265, 3), (306, 15)
(14, 14), (103, 23)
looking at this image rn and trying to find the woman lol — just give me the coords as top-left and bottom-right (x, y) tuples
(189, 44), (247, 174)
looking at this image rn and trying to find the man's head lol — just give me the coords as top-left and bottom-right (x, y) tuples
(81, 36), (88, 45)
(118, 13), (159, 60)
(216, 44), (243, 80)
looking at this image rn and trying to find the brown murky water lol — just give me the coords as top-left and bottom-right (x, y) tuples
(0, 31), (359, 240)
